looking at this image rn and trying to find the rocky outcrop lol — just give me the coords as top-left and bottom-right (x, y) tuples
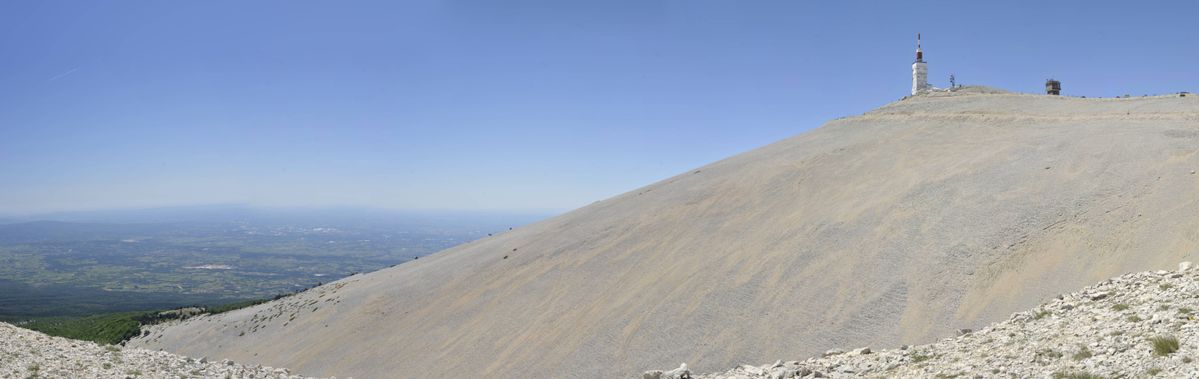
(643, 363), (692, 379)
(669, 262), (1199, 378)
(0, 322), (313, 378)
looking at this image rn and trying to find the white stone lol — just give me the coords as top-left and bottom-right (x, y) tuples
(680, 268), (1199, 379)
(662, 363), (690, 379)
(741, 364), (764, 375)
(822, 348), (845, 357)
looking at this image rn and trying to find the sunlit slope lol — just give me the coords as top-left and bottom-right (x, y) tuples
(129, 88), (1199, 378)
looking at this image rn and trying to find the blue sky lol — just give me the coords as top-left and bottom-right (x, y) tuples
(1, 1), (1196, 215)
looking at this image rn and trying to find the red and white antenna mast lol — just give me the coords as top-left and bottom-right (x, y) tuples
(915, 33), (924, 62)
(911, 33), (929, 95)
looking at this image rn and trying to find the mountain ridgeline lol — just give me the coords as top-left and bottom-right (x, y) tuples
(128, 87), (1199, 378)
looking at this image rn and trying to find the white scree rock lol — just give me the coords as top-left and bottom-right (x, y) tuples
(649, 263), (1199, 378)
(0, 322), (318, 378)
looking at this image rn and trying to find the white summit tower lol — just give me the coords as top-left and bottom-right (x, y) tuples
(912, 33), (929, 95)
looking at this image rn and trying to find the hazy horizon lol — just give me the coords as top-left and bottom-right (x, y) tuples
(0, 203), (555, 226)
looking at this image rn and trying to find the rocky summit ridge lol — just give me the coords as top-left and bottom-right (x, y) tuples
(653, 262), (1199, 379)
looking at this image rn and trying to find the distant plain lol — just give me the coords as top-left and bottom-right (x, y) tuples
(0, 207), (546, 321)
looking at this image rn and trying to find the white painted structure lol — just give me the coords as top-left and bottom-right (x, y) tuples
(912, 33), (929, 95)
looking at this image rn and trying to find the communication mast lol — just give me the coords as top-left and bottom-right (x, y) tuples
(911, 33), (929, 95)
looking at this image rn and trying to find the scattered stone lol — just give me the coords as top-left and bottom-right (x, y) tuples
(741, 365), (763, 375)
(0, 323), (315, 378)
(821, 349), (845, 357)
(662, 363), (691, 379)
(661, 263), (1199, 379)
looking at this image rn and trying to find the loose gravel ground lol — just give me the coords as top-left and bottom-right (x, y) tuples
(0, 322), (315, 379)
(659, 262), (1199, 378)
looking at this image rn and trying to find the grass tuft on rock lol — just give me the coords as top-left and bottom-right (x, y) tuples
(1052, 372), (1106, 379)
(1072, 346), (1093, 361)
(1149, 335), (1180, 356)
(910, 353), (933, 363)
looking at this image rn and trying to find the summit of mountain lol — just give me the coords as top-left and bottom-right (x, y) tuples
(130, 88), (1199, 378)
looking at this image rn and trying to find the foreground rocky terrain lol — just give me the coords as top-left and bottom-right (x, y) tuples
(0, 322), (310, 378)
(659, 262), (1199, 378)
(131, 88), (1199, 378)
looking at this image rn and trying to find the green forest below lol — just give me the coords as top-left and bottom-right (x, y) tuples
(18, 298), (270, 345)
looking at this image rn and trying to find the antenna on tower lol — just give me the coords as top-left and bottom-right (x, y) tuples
(914, 33), (924, 62)
(911, 33), (929, 95)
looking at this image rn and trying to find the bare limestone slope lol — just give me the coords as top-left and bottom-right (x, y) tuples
(677, 262), (1199, 378)
(129, 88), (1199, 378)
